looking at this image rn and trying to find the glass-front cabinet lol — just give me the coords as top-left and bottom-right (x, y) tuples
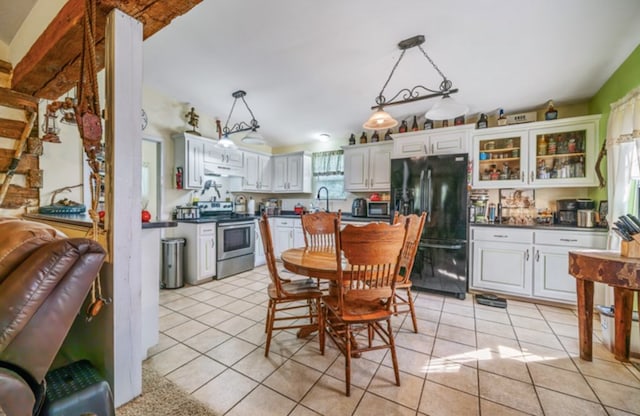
(471, 115), (600, 189)
(473, 130), (528, 189)
(528, 118), (598, 187)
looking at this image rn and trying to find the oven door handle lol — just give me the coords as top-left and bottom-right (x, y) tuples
(217, 221), (255, 230)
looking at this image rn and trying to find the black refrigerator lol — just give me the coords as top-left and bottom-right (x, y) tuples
(390, 153), (469, 299)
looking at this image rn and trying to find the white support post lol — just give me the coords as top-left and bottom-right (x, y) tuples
(105, 9), (143, 406)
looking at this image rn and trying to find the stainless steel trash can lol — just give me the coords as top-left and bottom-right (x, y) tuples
(161, 237), (185, 289)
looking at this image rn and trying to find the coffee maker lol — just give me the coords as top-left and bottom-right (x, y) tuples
(556, 199), (577, 225)
(470, 190), (489, 223)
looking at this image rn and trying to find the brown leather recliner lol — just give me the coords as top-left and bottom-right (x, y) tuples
(0, 217), (107, 416)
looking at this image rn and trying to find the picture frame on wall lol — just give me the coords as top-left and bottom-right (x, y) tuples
(599, 200), (608, 227)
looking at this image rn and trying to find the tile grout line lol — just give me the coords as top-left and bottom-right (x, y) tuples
(532, 303), (617, 412)
(154, 268), (640, 416)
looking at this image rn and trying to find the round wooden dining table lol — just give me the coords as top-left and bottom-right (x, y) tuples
(280, 247), (337, 338)
(280, 247), (338, 280)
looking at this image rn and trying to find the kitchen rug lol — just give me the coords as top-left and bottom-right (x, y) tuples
(116, 363), (218, 416)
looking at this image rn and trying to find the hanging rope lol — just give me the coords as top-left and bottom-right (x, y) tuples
(74, 0), (110, 321)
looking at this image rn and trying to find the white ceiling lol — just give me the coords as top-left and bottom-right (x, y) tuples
(0, 0), (38, 45)
(5, 1), (640, 148)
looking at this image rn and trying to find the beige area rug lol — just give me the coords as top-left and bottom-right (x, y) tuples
(116, 364), (218, 416)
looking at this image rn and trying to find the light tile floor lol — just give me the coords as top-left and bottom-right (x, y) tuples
(148, 265), (640, 416)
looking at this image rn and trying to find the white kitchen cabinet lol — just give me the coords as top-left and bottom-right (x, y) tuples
(173, 132), (205, 189)
(470, 227), (533, 296)
(203, 142), (243, 176)
(272, 152), (311, 193)
(176, 222), (216, 284)
(472, 115), (600, 189)
(198, 232), (216, 278)
(532, 230), (607, 302)
(391, 125), (472, 158)
(273, 217), (304, 258)
(343, 142), (392, 191)
(254, 219), (266, 266)
(470, 225), (608, 303)
(243, 151), (272, 192)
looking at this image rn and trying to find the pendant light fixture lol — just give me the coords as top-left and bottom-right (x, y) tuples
(364, 35), (467, 128)
(221, 90), (264, 147)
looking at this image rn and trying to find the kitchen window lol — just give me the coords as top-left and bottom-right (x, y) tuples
(312, 150), (345, 199)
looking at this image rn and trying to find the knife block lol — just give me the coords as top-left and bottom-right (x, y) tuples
(620, 235), (640, 258)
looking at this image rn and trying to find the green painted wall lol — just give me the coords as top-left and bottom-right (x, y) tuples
(588, 43), (640, 201)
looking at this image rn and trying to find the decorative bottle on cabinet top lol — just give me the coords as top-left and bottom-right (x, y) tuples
(411, 115), (419, 131)
(348, 133), (356, 145)
(359, 131), (367, 144)
(476, 113), (488, 129)
(545, 100), (558, 120)
(398, 120), (408, 133)
(371, 130), (379, 143)
(384, 129), (393, 141)
(497, 108), (507, 126)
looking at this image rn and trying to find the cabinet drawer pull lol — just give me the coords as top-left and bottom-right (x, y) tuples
(526, 249), (529, 261)
(493, 234), (508, 238)
(530, 171), (534, 182)
(559, 238), (578, 242)
(535, 250), (540, 262)
(521, 171), (524, 182)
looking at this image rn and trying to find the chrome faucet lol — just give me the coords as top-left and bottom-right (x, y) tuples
(317, 186), (329, 212)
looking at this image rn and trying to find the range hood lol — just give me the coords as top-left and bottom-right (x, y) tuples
(203, 162), (242, 177)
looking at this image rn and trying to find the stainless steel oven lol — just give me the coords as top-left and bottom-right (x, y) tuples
(216, 220), (255, 279)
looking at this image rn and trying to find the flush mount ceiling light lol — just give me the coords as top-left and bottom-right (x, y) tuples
(221, 90), (263, 147)
(363, 34), (467, 128)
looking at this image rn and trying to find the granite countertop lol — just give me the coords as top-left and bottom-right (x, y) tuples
(24, 213), (177, 229)
(470, 222), (608, 232)
(273, 211), (389, 222)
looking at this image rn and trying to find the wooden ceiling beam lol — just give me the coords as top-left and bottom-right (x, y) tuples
(12, 0), (203, 100)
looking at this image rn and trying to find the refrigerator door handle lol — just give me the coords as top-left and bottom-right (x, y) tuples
(421, 242), (464, 250)
(426, 169), (432, 222)
(419, 169), (425, 213)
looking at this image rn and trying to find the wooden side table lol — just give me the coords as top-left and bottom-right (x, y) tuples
(568, 250), (640, 362)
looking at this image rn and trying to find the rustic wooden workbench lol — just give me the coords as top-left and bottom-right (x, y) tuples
(569, 250), (640, 362)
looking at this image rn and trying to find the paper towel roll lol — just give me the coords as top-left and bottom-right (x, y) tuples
(247, 198), (255, 214)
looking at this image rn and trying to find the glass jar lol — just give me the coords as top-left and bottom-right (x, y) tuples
(538, 135), (547, 156)
(568, 138), (576, 153)
(547, 136), (556, 155)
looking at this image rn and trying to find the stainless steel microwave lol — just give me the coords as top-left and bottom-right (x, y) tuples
(367, 201), (390, 218)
